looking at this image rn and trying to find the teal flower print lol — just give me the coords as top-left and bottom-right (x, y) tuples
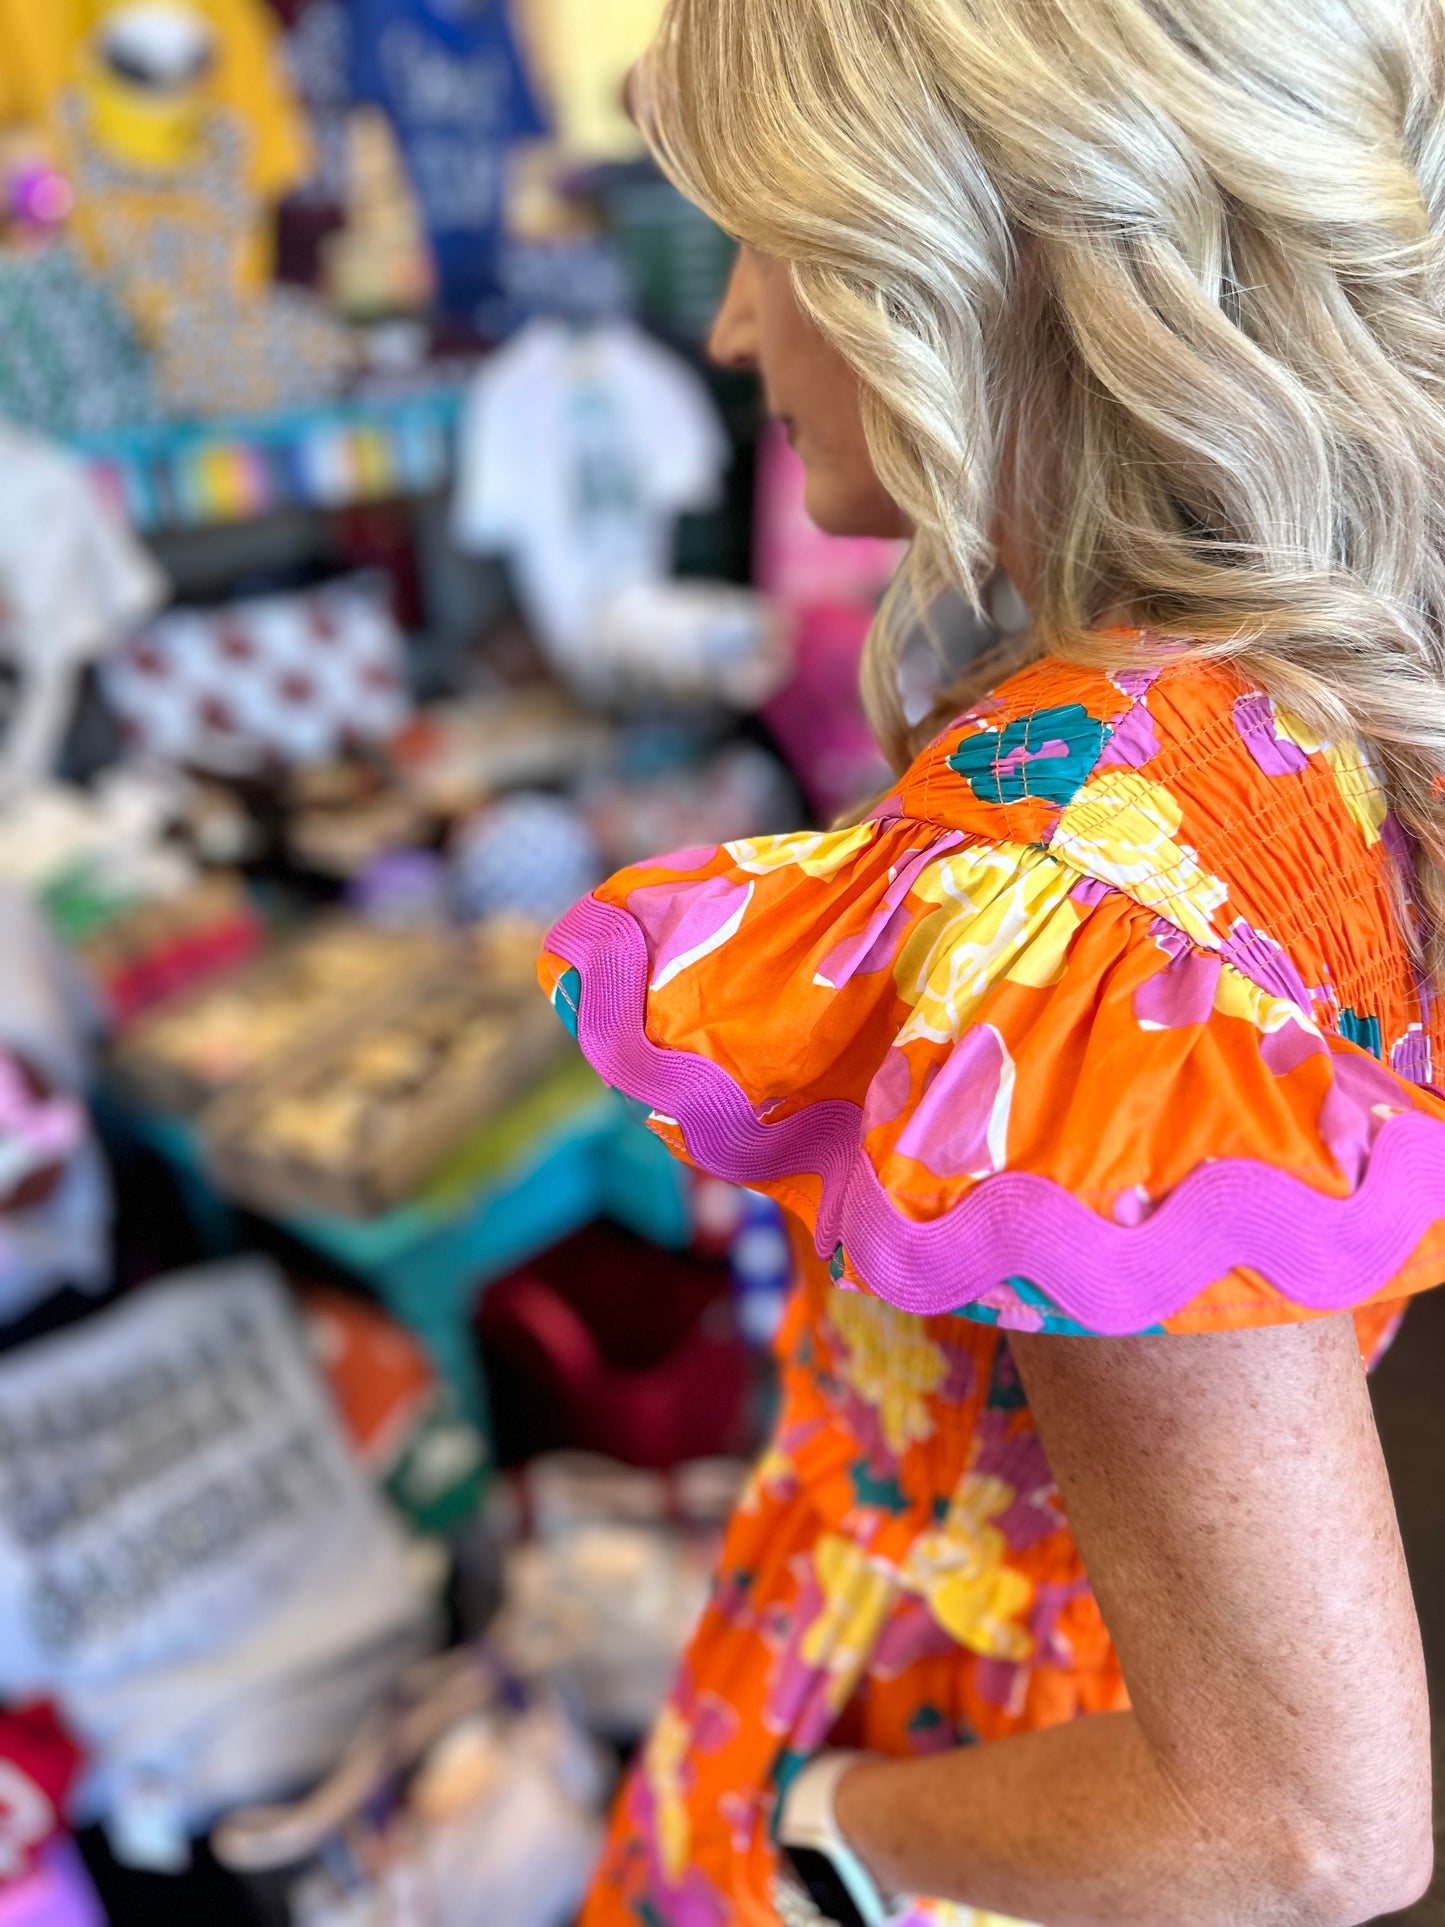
(551, 966), (582, 1040)
(949, 704), (1111, 808)
(1339, 1008), (1384, 1060)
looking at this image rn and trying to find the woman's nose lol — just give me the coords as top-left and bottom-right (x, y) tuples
(707, 253), (760, 372)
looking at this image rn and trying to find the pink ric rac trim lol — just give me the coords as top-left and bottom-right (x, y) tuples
(549, 895), (1445, 1333)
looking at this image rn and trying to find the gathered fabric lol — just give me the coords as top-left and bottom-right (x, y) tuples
(542, 649), (1437, 1924)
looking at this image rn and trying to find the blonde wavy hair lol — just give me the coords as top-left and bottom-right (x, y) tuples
(638, 0), (1445, 973)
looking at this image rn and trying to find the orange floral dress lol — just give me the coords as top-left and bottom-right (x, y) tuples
(539, 651), (1445, 1927)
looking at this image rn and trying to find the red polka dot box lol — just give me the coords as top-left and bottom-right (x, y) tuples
(102, 572), (413, 772)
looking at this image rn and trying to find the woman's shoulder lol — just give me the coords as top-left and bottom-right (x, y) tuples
(540, 641), (1445, 1341)
(895, 648), (1395, 956)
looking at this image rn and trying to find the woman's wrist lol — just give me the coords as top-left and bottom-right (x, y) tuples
(829, 1756), (905, 1907)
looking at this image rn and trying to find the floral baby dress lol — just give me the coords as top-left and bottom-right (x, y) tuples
(540, 648), (1445, 1927)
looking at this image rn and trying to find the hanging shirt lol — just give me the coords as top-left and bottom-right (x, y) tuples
(266, 0), (352, 284)
(452, 318), (729, 673)
(0, 0), (312, 287)
(348, 0), (546, 320)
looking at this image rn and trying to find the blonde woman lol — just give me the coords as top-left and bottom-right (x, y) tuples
(540, 2), (1445, 1921)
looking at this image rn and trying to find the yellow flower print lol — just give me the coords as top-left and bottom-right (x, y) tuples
(903, 1474), (1035, 1662)
(893, 843), (1079, 1045)
(727, 821), (879, 879)
(1052, 771), (1229, 948)
(1275, 711), (1389, 847)
(1214, 963), (1321, 1038)
(798, 1534), (898, 1711)
(644, 1702), (694, 1883)
(738, 1441), (797, 1516)
(828, 1293), (950, 1456)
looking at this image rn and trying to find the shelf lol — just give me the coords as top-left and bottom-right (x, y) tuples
(102, 1054), (694, 1430)
(70, 383), (469, 535)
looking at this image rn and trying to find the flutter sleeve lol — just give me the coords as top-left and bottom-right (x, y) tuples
(540, 806), (1445, 1339)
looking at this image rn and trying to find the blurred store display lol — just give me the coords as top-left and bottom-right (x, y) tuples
(0, 7), (981, 1921)
(0, 1261), (443, 1845)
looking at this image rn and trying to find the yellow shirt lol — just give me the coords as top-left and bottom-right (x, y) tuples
(0, 0), (311, 278)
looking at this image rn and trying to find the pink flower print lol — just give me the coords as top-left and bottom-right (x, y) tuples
(867, 1597), (961, 1683)
(1233, 691), (1310, 777)
(718, 1785), (772, 1858)
(631, 846), (721, 875)
(893, 1025), (1015, 1180)
(973, 1417), (1061, 1556)
(815, 833), (965, 989)
(1097, 676), (1161, 770)
(624, 1677), (739, 1927)
(762, 1538), (898, 1752)
(1133, 921), (1222, 1030)
(1220, 919), (1313, 1012)
(1391, 1024), (1433, 1089)
(625, 875), (756, 992)
(861, 1046), (914, 1138)
(1024, 1577), (1095, 1671)
(1318, 1048), (1411, 1188)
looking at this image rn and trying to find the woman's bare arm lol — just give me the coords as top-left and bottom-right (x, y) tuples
(833, 1314), (1433, 1927)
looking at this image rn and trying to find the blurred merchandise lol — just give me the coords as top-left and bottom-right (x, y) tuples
(0, 0), (312, 279)
(349, 0), (547, 326)
(479, 1223), (750, 1469)
(347, 846), (450, 928)
(0, 888), (109, 1322)
(302, 1285), (488, 1532)
(77, 383), (467, 536)
(592, 162), (737, 346)
(590, 577), (790, 708)
(0, 1702), (87, 1881)
(0, 426), (166, 798)
(390, 687), (613, 821)
(65, 872), (264, 1026)
(104, 573), (411, 774)
(762, 601), (892, 820)
(322, 104), (436, 319)
(55, 85), (352, 419)
(0, 7), (842, 1915)
(728, 1189), (793, 1350)
(213, 1646), (606, 1927)
(203, 964), (570, 1218)
(451, 318), (729, 686)
(0, 247), (157, 438)
(2, 150), (77, 241)
(0, 1260), (443, 1836)
(493, 1452), (745, 1738)
(271, 0), (353, 285)
(452, 791), (603, 925)
(0, 1838), (105, 1927)
(285, 755), (428, 880)
(518, 0), (662, 162)
(0, 773), (191, 940)
(0, 769), (263, 1031)
(111, 919), (448, 1113)
(585, 741), (797, 869)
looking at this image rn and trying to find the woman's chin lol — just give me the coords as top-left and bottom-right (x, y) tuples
(803, 473), (910, 542)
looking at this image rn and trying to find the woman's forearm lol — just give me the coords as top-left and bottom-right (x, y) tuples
(833, 1708), (1390, 1927)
